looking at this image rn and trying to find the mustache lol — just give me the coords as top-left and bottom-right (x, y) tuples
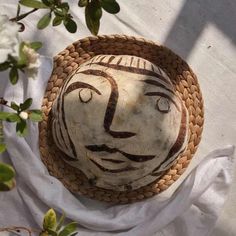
(85, 144), (156, 162)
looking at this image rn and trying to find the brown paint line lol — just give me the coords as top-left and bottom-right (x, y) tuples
(52, 120), (64, 149)
(79, 89), (93, 103)
(54, 98), (68, 149)
(142, 79), (174, 94)
(57, 77), (74, 152)
(152, 103), (187, 173)
(145, 92), (180, 111)
(150, 170), (165, 177)
(157, 66), (163, 75)
(64, 81), (102, 96)
(90, 159), (138, 173)
(61, 79), (78, 157)
(85, 144), (156, 162)
(100, 56), (107, 62)
(96, 55), (102, 60)
(137, 58), (140, 68)
(62, 153), (78, 162)
(107, 55), (116, 64)
(88, 57), (96, 66)
(101, 158), (125, 163)
(130, 57), (134, 66)
(144, 61), (146, 69)
(117, 57), (122, 65)
(57, 119), (68, 148)
(164, 103), (187, 165)
(79, 69), (136, 138)
(62, 98), (77, 157)
(90, 62), (172, 86)
(156, 97), (170, 113)
(151, 64), (155, 72)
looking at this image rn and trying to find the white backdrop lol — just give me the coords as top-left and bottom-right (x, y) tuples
(0, 1), (236, 235)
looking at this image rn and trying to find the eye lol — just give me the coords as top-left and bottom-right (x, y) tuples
(155, 97), (170, 113)
(78, 88), (93, 103)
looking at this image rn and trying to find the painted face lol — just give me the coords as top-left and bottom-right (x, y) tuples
(52, 55), (188, 191)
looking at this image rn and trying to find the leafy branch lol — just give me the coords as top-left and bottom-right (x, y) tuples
(40, 209), (78, 236)
(0, 97), (43, 137)
(11, 0), (120, 35)
(0, 209), (77, 236)
(0, 41), (42, 85)
(80, 0), (120, 35)
(0, 161), (16, 191)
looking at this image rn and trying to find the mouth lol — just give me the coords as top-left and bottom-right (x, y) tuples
(85, 144), (156, 162)
(89, 159), (138, 173)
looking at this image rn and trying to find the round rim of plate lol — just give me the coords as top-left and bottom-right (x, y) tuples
(39, 35), (204, 204)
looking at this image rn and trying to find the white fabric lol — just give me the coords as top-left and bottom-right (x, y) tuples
(0, 56), (235, 236)
(0, 1), (236, 235)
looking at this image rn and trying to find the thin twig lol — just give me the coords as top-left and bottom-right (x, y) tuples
(10, 8), (38, 22)
(0, 98), (11, 109)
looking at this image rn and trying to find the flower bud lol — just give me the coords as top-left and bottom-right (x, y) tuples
(19, 111), (28, 120)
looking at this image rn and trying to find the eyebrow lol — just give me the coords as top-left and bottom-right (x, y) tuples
(145, 91), (180, 111)
(89, 62), (172, 86)
(141, 79), (174, 94)
(64, 81), (102, 96)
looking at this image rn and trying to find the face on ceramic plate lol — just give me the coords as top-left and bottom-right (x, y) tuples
(52, 55), (188, 191)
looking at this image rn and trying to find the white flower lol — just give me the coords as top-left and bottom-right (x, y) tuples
(19, 111), (28, 120)
(0, 15), (20, 63)
(22, 45), (40, 79)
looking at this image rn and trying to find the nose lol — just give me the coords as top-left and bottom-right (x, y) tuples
(104, 113), (136, 138)
(102, 71), (136, 138)
(103, 100), (136, 139)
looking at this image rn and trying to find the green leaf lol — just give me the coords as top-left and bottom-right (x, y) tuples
(18, 42), (27, 66)
(0, 143), (6, 154)
(0, 62), (10, 71)
(42, 0), (52, 6)
(0, 179), (16, 191)
(69, 233), (78, 236)
(0, 112), (13, 121)
(54, 8), (64, 17)
(78, 0), (88, 7)
(19, 0), (48, 9)
(47, 229), (58, 236)
(85, 0), (102, 35)
(6, 114), (21, 123)
(0, 162), (15, 182)
(58, 222), (77, 236)
(53, 16), (63, 26)
(0, 112), (20, 123)
(29, 41), (43, 51)
(60, 2), (69, 11)
(9, 67), (19, 85)
(11, 102), (19, 111)
(43, 209), (57, 231)
(37, 12), (52, 29)
(56, 211), (65, 231)
(63, 18), (77, 33)
(20, 98), (33, 111)
(39, 231), (49, 236)
(89, 0), (103, 20)
(28, 110), (43, 122)
(8, 55), (18, 65)
(16, 119), (27, 137)
(100, 0), (120, 14)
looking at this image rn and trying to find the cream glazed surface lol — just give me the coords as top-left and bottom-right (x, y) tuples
(51, 55), (189, 191)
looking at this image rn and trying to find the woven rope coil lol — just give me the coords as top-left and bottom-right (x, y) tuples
(39, 35), (204, 204)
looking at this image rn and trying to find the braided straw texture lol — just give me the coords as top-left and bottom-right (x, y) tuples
(39, 35), (204, 204)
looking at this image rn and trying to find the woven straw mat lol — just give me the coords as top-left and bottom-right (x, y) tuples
(39, 35), (204, 204)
